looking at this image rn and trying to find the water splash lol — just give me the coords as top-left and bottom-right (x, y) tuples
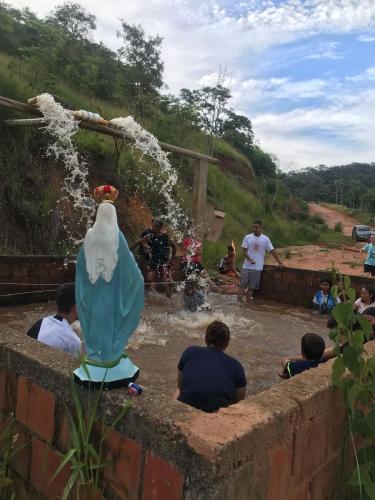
(110, 116), (187, 234)
(35, 93), (95, 245)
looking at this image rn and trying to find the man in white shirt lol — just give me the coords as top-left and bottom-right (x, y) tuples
(26, 283), (81, 356)
(238, 220), (283, 302)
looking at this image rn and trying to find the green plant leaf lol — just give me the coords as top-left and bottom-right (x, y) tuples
(343, 345), (362, 376)
(347, 383), (364, 415)
(332, 356), (346, 387)
(358, 316), (373, 340)
(49, 448), (76, 483)
(331, 284), (338, 300)
(366, 410), (375, 435)
(346, 287), (356, 302)
(344, 275), (351, 290)
(0, 478), (12, 487)
(333, 302), (353, 326)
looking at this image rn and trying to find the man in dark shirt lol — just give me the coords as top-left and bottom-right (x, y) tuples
(132, 218), (176, 296)
(177, 321), (247, 412)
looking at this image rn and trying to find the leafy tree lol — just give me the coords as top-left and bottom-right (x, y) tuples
(117, 22), (164, 116)
(46, 2), (96, 40)
(180, 84), (231, 154)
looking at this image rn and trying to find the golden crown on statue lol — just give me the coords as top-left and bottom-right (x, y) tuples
(94, 185), (119, 203)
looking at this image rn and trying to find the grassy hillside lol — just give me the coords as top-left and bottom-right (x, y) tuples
(0, 52), (342, 267)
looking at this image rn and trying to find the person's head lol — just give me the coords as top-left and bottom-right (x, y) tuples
(369, 234), (375, 244)
(252, 220), (262, 236)
(151, 218), (164, 234)
(360, 286), (375, 304)
(301, 333), (325, 360)
(56, 283), (77, 323)
(320, 278), (332, 295)
(205, 321), (230, 351)
(362, 307), (375, 337)
(227, 245), (235, 256)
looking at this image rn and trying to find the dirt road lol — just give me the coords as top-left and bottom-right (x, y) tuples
(309, 203), (359, 236)
(268, 204), (368, 276)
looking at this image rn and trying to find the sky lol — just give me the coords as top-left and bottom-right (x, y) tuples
(6, 0), (375, 171)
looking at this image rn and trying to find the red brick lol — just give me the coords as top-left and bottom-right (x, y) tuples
(16, 376), (55, 442)
(101, 428), (142, 500)
(267, 445), (292, 500)
(143, 451), (184, 500)
(292, 415), (330, 485)
(30, 438), (71, 499)
(287, 482), (311, 500)
(310, 456), (339, 500)
(10, 426), (31, 480)
(0, 369), (17, 413)
(56, 411), (71, 453)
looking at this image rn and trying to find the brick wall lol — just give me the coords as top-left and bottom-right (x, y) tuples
(0, 367), (184, 500)
(0, 256), (75, 305)
(1, 330), (373, 499)
(260, 265), (373, 308)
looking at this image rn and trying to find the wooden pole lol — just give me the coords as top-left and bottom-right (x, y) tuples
(0, 96), (218, 163)
(192, 159), (208, 239)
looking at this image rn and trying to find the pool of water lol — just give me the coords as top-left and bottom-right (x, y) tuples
(0, 292), (331, 396)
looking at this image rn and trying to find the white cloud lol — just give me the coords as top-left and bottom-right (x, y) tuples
(4, 0), (375, 169)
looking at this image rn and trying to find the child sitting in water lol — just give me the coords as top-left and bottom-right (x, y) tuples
(313, 278), (340, 314)
(183, 277), (210, 312)
(280, 333), (326, 379)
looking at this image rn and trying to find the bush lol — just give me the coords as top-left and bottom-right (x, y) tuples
(334, 222), (343, 232)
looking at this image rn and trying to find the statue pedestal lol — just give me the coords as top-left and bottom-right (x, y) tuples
(73, 355), (139, 390)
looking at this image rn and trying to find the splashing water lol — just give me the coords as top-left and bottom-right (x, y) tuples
(36, 93), (95, 244)
(110, 116), (188, 234)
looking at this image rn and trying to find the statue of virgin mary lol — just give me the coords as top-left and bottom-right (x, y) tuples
(74, 185), (144, 388)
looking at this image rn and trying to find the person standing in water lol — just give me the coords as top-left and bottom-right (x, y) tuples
(238, 220), (283, 302)
(361, 234), (375, 277)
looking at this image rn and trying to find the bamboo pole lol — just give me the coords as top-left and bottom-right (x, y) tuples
(0, 96), (218, 164)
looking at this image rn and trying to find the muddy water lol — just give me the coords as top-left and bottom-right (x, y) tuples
(0, 293), (331, 397)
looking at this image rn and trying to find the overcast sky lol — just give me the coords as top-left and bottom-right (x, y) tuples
(6, 0), (375, 171)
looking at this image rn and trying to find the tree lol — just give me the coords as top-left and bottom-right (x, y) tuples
(180, 83), (231, 154)
(46, 3), (96, 40)
(222, 110), (254, 155)
(117, 22), (164, 116)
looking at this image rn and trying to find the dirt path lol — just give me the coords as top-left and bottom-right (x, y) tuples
(308, 203), (359, 236)
(268, 204), (368, 276)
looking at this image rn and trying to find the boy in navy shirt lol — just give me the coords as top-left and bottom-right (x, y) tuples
(281, 333), (326, 379)
(177, 321), (246, 412)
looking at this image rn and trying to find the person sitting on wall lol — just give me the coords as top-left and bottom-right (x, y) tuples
(313, 278), (340, 314)
(219, 245), (240, 277)
(280, 333), (326, 379)
(353, 286), (375, 314)
(26, 283), (81, 356)
(177, 321), (246, 412)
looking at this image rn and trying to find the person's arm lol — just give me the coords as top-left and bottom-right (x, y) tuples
(169, 236), (177, 259)
(233, 386), (246, 403)
(130, 238), (143, 251)
(353, 298), (360, 311)
(242, 247), (255, 264)
(270, 249), (284, 267)
(361, 244), (369, 254)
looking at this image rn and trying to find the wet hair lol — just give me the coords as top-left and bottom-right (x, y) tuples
(363, 307), (375, 317)
(320, 278), (332, 287)
(301, 333), (325, 360)
(152, 218), (164, 228)
(205, 321), (230, 350)
(228, 245), (234, 251)
(254, 220), (262, 226)
(56, 283), (76, 314)
(326, 316), (337, 329)
(362, 286), (375, 301)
